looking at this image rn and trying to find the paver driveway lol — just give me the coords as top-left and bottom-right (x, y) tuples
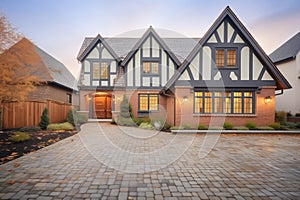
(0, 123), (300, 199)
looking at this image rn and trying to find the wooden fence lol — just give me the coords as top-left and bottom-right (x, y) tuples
(2, 100), (72, 129)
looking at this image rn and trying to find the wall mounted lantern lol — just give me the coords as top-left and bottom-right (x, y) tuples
(264, 96), (271, 104)
(183, 96), (188, 102)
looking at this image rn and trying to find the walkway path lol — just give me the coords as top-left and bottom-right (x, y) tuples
(0, 123), (299, 199)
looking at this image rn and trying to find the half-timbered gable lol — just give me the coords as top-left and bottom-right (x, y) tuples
(121, 27), (181, 88)
(171, 7), (288, 90)
(77, 34), (120, 89)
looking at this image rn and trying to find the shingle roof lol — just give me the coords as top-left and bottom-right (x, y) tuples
(269, 32), (300, 64)
(2, 38), (77, 91)
(77, 36), (199, 63)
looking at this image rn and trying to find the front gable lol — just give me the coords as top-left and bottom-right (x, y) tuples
(121, 27), (181, 88)
(78, 35), (119, 88)
(169, 6), (291, 90)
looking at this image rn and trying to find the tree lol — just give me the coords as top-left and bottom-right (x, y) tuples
(0, 12), (43, 130)
(119, 95), (132, 118)
(0, 13), (22, 54)
(38, 108), (50, 130)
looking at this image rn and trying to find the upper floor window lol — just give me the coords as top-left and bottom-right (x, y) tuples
(216, 49), (237, 68)
(93, 62), (108, 80)
(143, 62), (159, 75)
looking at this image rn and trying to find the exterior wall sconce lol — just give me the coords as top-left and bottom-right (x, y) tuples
(264, 96), (271, 104)
(183, 96), (188, 102)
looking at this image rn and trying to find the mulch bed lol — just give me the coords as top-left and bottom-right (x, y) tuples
(0, 130), (77, 165)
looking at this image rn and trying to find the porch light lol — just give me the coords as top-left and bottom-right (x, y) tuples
(183, 96), (188, 102)
(264, 96), (271, 104)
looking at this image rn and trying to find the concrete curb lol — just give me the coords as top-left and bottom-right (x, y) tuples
(171, 130), (300, 134)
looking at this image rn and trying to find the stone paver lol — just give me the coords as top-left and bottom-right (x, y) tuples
(0, 123), (300, 199)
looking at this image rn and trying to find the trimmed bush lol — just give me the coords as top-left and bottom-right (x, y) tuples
(233, 126), (249, 130)
(120, 95), (132, 118)
(133, 118), (144, 126)
(275, 111), (287, 123)
(39, 108), (50, 130)
(296, 122), (300, 129)
(245, 121), (256, 130)
(257, 126), (274, 130)
(295, 113), (300, 117)
(19, 126), (41, 132)
(170, 126), (181, 130)
(208, 126), (224, 130)
(139, 122), (154, 130)
(283, 122), (297, 130)
(197, 123), (208, 130)
(47, 122), (74, 131)
(9, 132), (30, 143)
(116, 117), (135, 126)
(183, 124), (190, 130)
(269, 122), (281, 130)
(66, 109), (88, 126)
(223, 122), (233, 130)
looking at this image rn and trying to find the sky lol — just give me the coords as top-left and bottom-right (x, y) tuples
(0, 0), (299, 78)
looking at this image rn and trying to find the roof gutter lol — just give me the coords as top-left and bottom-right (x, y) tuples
(275, 90), (284, 96)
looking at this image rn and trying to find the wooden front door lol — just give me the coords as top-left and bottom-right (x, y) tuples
(93, 95), (112, 119)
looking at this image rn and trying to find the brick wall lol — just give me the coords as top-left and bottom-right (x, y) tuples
(27, 84), (73, 104)
(175, 86), (276, 128)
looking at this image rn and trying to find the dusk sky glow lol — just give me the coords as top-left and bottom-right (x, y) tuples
(0, 0), (299, 77)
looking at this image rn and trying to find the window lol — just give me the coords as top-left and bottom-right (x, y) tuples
(216, 50), (225, 67)
(194, 91), (254, 114)
(216, 49), (237, 68)
(101, 63), (108, 79)
(143, 62), (159, 75)
(138, 94), (159, 112)
(93, 62), (108, 80)
(93, 63), (100, 79)
(67, 93), (72, 104)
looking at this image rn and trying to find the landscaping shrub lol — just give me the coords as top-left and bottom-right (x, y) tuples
(170, 126), (181, 130)
(257, 126), (274, 130)
(197, 123), (208, 130)
(208, 126), (224, 130)
(296, 122), (300, 129)
(9, 132), (30, 143)
(39, 108), (50, 130)
(275, 111), (287, 124)
(295, 113), (300, 117)
(223, 122), (233, 130)
(139, 122), (154, 130)
(162, 122), (172, 130)
(133, 118), (144, 126)
(66, 109), (88, 126)
(283, 122), (297, 130)
(269, 122), (281, 130)
(19, 126), (41, 132)
(120, 95), (132, 118)
(245, 122), (256, 130)
(233, 126), (249, 130)
(116, 117), (135, 126)
(183, 124), (191, 130)
(47, 122), (74, 131)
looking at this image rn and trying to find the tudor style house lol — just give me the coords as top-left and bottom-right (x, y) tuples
(77, 6), (291, 127)
(270, 32), (300, 115)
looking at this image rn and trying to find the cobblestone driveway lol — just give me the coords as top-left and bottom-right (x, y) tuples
(0, 123), (300, 199)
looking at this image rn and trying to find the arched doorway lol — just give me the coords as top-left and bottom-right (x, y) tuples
(92, 93), (112, 119)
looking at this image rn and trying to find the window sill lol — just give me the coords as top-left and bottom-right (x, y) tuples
(192, 113), (256, 117)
